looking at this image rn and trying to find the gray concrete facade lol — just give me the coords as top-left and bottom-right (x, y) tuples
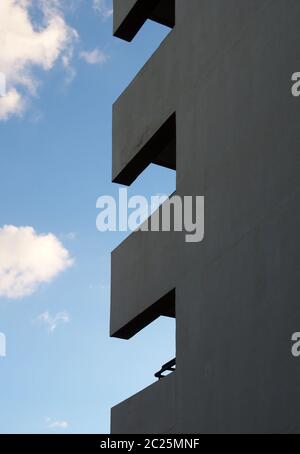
(110, 0), (300, 433)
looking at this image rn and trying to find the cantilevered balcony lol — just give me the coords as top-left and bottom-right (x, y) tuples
(111, 372), (176, 434)
(113, 0), (175, 42)
(110, 198), (178, 339)
(112, 31), (176, 185)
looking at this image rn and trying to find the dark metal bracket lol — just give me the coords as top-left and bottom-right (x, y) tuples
(155, 358), (176, 380)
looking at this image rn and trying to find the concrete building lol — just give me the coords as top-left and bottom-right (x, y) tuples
(110, 0), (300, 434)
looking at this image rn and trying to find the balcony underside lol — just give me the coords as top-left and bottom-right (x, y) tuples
(113, 0), (175, 42)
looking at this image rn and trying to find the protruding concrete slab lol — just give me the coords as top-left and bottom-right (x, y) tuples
(113, 0), (175, 42)
(110, 200), (178, 339)
(113, 112), (176, 186)
(112, 32), (176, 185)
(111, 373), (176, 434)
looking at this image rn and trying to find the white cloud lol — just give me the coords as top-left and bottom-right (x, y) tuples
(0, 225), (73, 299)
(0, 89), (24, 121)
(46, 418), (69, 429)
(93, 0), (113, 19)
(80, 48), (109, 65)
(36, 310), (70, 333)
(0, 0), (78, 120)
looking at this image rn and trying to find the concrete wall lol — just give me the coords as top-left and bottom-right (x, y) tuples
(110, 0), (300, 433)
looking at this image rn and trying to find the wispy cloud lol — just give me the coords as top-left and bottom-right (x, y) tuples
(0, 0), (78, 120)
(0, 225), (73, 299)
(80, 48), (109, 65)
(46, 418), (69, 429)
(65, 232), (77, 241)
(59, 232), (77, 242)
(93, 0), (113, 19)
(36, 311), (70, 333)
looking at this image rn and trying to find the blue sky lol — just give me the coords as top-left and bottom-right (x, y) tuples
(0, 0), (176, 434)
